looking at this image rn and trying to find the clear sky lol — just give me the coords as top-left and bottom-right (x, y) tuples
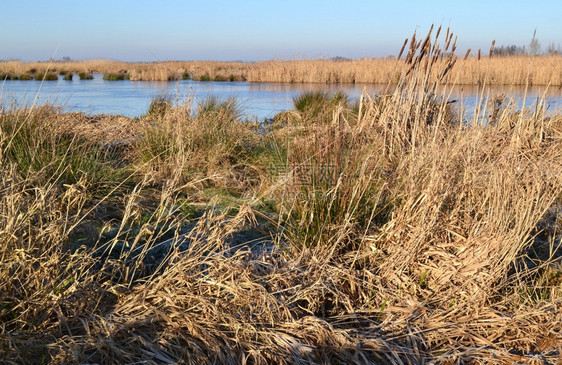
(1, 0), (560, 62)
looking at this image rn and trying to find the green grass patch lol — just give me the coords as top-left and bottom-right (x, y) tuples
(134, 96), (259, 187)
(0, 73), (19, 80)
(34, 72), (58, 81)
(198, 74), (211, 82)
(103, 73), (130, 81)
(17, 73), (34, 80)
(78, 72), (94, 80)
(199, 187), (246, 215)
(229, 74), (242, 82)
(293, 90), (349, 120)
(0, 108), (129, 196)
(146, 95), (172, 117)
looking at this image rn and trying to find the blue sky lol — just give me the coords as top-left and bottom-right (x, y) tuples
(1, 0), (560, 61)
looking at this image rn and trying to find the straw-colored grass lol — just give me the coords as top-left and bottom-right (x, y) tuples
(1, 27), (561, 364)
(1, 54), (560, 85)
(133, 96), (261, 190)
(0, 60), (251, 82)
(246, 55), (562, 85)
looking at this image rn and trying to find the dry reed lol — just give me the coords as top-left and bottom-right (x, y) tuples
(1, 27), (561, 364)
(1, 54), (560, 85)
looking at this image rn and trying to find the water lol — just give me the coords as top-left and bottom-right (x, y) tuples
(1, 74), (561, 120)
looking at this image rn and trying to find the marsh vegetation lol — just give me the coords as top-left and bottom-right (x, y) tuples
(1, 54), (560, 85)
(1, 28), (561, 363)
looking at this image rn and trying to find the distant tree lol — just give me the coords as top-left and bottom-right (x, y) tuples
(331, 56), (352, 62)
(527, 28), (541, 56)
(493, 44), (526, 56)
(546, 42), (561, 55)
(529, 38), (541, 56)
(493, 27), (562, 57)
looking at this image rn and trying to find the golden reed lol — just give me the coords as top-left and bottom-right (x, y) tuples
(1, 55), (560, 85)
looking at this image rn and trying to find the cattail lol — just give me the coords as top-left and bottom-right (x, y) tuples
(422, 57), (429, 73)
(431, 53), (438, 67)
(432, 25), (442, 54)
(445, 33), (452, 52)
(405, 32), (417, 64)
(431, 45), (440, 64)
(451, 36), (457, 53)
(397, 38), (408, 61)
(416, 38), (431, 64)
(478, 49), (481, 61)
(464, 48), (471, 60)
(418, 25), (434, 59)
(489, 40), (495, 58)
(425, 24), (434, 43)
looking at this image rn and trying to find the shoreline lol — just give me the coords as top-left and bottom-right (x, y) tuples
(2, 55), (562, 85)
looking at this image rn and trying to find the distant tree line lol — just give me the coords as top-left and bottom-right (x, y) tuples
(493, 39), (561, 56)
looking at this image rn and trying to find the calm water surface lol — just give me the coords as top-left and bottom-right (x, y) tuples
(1, 74), (560, 119)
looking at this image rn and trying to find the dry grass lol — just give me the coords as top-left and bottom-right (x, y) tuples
(0, 60), (251, 82)
(1, 27), (562, 364)
(133, 96), (261, 191)
(1, 54), (560, 85)
(246, 55), (562, 86)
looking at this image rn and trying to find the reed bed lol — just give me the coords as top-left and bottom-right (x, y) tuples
(247, 55), (562, 86)
(1, 28), (562, 364)
(0, 60), (251, 82)
(1, 54), (560, 85)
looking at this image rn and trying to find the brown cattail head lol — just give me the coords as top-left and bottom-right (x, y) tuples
(489, 40), (496, 58)
(398, 38), (408, 61)
(478, 49), (481, 61)
(419, 24), (434, 58)
(405, 31), (417, 64)
(432, 25), (442, 54)
(445, 32), (455, 52)
(445, 36), (451, 52)
(464, 48), (471, 60)
(432, 44), (441, 62)
(451, 36), (457, 54)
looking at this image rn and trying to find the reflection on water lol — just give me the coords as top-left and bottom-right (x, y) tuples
(1, 74), (560, 119)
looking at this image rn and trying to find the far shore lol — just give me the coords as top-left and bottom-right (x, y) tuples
(2, 55), (561, 85)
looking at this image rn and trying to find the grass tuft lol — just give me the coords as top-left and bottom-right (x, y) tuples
(34, 72), (58, 81)
(103, 72), (130, 81)
(78, 72), (94, 80)
(146, 95), (172, 117)
(293, 90), (349, 123)
(18, 73), (34, 80)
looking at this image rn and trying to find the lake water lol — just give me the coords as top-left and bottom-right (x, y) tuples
(1, 74), (561, 120)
